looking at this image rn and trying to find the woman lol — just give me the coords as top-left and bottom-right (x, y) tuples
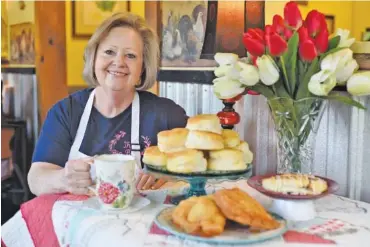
(28, 12), (188, 196)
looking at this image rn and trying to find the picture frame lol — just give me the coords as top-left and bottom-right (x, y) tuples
(325, 15), (335, 34)
(72, 1), (130, 38)
(1, 16), (9, 62)
(9, 22), (35, 65)
(296, 1), (308, 6)
(158, 0), (265, 83)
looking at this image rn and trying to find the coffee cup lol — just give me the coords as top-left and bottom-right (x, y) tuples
(89, 154), (136, 209)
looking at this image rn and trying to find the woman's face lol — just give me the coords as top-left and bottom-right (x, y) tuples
(94, 27), (144, 92)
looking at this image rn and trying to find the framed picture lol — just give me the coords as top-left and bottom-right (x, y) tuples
(9, 22), (35, 64)
(363, 28), (370, 41)
(159, 0), (265, 76)
(296, 1), (308, 5)
(325, 15), (335, 34)
(1, 16), (9, 62)
(72, 1), (130, 38)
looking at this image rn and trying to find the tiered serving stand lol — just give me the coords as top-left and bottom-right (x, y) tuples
(144, 164), (252, 204)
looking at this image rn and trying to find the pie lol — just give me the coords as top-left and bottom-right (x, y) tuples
(262, 173), (328, 195)
(171, 195), (226, 237)
(214, 188), (280, 230)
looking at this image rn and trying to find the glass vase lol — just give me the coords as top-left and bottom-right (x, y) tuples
(267, 97), (327, 174)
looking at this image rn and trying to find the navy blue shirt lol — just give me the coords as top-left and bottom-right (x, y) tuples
(32, 88), (188, 167)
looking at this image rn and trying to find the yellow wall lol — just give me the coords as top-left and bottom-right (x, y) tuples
(65, 1), (145, 87)
(6, 0), (35, 25)
(352, 1), (370, 41)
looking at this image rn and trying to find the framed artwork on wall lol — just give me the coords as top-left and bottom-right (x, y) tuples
(72, 1), (130, 38)
(296, 1), (308, 5)
(325, 15), (335, 34)
(363, 28), (370, 41)
(158, 0), (265, 83)
(9, 22), (35, 65)
(1, 16), (9, 62)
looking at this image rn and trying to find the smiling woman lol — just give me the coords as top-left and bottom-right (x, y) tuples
(27, 12), (188, 197)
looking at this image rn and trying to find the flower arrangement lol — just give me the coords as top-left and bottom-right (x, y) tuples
(213, 1), (370, 103)
(213, 1), (370, 174)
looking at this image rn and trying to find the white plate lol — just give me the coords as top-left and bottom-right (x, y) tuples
(82, 195), (151, 214)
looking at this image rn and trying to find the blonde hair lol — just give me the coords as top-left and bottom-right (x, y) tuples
(83, 12), (159, 91)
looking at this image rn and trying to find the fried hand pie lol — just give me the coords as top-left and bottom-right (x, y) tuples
(171, 196), (226, 237)
(214, 188), (280, 230)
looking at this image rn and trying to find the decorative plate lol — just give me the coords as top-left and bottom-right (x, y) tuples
(247, 174), (339, 200)
(82, 194), (151, 214)
(154, 206), (287, 245)
(145, 163), (252, 178)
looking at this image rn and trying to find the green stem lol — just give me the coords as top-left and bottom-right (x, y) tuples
(280, 57), (291, 96)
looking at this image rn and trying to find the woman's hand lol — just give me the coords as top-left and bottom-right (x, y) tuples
(64, 157), (94, 195)
(136, 173), (166, 190)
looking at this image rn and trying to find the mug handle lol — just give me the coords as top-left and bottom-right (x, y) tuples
(88, 185), (97, 196)
(87, 157), (97, 196)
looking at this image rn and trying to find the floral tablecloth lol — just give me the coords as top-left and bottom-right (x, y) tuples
(3, 180), (370, 247)
(50, 180), (370, 247)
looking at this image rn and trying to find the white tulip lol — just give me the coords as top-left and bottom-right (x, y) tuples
(256, 55), (279, 86)
(335, 28), (355, 48)
(214, 64), (240, 80)
(213, 76), (245, 99)
(347, 71), (370, 96)
(214, 53), (239, 66)
(320, 48), (358, 85)
(308, 70), (336, 96)
(237, 61), (259, 86)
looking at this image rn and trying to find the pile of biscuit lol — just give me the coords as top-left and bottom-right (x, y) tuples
(143, 114), (253, 173)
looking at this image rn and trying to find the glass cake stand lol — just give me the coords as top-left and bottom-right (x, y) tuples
(144, 164), (253, 204)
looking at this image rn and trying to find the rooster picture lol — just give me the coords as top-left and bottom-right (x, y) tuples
(161, 2), (207, 65)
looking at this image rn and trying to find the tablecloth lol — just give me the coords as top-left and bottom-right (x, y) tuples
(3, 180), (370, 247)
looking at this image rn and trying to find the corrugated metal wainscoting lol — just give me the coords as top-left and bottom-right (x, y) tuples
(159, 81), (370, 203)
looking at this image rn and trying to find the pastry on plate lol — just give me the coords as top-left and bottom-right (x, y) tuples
(214, 188), (280, 230)
(233, 141), (253, 164)
(186, 114), (222, 134)
(157, 128), (189, 153)
(172, 195), (226, 237)
(142, 146), (167, 167)
(221, 129), (240, 148)
(262, 173), (328, 195)
(185, 130), (224, 150)
(166, 149), (207, 173)
(208, 149), (247, 171)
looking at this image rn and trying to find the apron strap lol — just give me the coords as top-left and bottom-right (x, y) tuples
(130, 91), (142, 175)
(68, 89), (96, 160)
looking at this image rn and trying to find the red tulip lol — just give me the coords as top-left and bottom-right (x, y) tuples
(272, 15), (285, 34)
(243, 29), (265, 57)
(298, 26), (310, 43)
(272, 14), (293, 41)
(284, 1), (303, 29)
(297, 9), (329, 61)
(299, 39), (318, 61)
(305, 10), (327, 37)
(266, 32), (288, 56)
(315, 28), (329, 53)
(284, 29), (293, 40)
(243, 26), (287, 58)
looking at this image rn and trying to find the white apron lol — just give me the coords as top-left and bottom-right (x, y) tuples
(67, 89), (142, 180)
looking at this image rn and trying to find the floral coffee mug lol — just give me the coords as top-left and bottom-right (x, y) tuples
(91, 154), (136, 209)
